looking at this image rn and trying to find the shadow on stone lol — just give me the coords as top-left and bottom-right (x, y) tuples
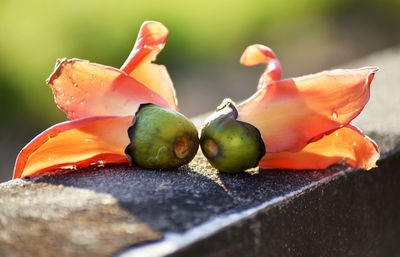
(30, 156), (341, 233)
(30, 162), (232, 232)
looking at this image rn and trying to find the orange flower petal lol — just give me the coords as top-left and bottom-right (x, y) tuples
(120, 21), (178, 110)
(47, 58), (171, 119)
(240, 44), (282, 89)
(237, 67), (378, 153)
(13, 116), (133, 179)
(259, 124), (379, 170)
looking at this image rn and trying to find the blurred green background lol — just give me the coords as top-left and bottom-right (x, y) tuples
(1, 0), (400, 181)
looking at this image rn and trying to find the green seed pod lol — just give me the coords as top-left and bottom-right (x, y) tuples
(200, 99), (266, 173)
(125, 103), (199, 170)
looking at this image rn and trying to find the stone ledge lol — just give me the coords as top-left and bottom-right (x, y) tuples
(156, 151), (400, 257)
(118, 138), (400, 257)
(0, 180), (161, 257)
(1, 46), (400, 257)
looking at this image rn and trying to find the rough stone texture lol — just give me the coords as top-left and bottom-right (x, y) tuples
(0, 156), (347, 257)
(169, 152), (400, 257)
(27, 157), (344, 233)
(0, 180), (161, 257)
(0, 46), (400, 257)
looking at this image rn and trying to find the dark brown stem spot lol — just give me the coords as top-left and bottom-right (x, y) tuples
(203, 139), (219, 158)
(174, 137), (191, 159)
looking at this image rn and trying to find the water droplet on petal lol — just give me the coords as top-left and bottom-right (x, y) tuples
(353, 142), (357, 146)
(97, 160), (105, 167)
(85, 138), (91, 142)
(79, 101), (84, 105)
(48, 157), (52, 161)
(73, 82), (78, 87)
(60, 93), (64, 97)
(66, 100), (70, 104)
(335, 132), (339, 136)
(72, 74), (76, 78)
(332, 112), (338, 120)
(71, 96), (74, 100)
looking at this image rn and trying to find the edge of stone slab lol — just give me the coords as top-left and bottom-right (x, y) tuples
(117, 138), (400, 257)
(116, 168), (345, 257)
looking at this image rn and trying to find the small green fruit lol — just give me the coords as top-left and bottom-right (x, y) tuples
(200, 100), (265, 173)
(125, 104), (199, 170)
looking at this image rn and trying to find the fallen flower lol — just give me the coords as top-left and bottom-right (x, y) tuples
(13, 21), (178, 179)
(200, 44), (379, 172)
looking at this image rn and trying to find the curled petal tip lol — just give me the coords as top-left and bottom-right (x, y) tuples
(367, 66), (379, 83)
(120, 21), (177, 111)
(121, 21), (169, 73)
(240, 44), (282, 87)
(141, 21), (169, 39)
(357, 66), (378, 88)
(240, 44), (277, 66)
(136, 21), (169, 56)
(364, 66), (379, 72)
